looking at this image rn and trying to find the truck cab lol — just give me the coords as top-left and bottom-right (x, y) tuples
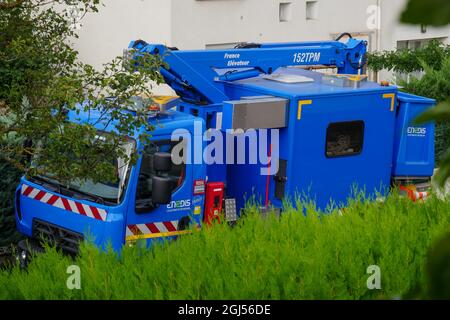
(15, 106), (207, 253)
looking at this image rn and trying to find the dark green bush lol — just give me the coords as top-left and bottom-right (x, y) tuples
(0, 159), (22, 246)
(368, 42), (450, 165)
(401, 57), (450, 165)
(426, 231), (450, 299)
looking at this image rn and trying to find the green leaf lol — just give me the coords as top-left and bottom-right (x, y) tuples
(434, 150), (450, 187)
(426, 232), (450, 299)
(401, 0), (450, 26)
(415, 102), (450, 124)
(0, 1), (162, 185)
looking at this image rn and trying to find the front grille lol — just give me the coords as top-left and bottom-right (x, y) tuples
(32, 219), (84, 255)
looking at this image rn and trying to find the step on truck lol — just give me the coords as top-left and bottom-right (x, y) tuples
(13, 36), (435, 260)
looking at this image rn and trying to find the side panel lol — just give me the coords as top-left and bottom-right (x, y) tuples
(225, 128), (282, 211)
(392, 92), (435, 177)
(221, 86), (292, 211)
(287, 91), (397, 210)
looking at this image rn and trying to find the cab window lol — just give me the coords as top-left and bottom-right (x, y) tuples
(135, 139), (186, 213)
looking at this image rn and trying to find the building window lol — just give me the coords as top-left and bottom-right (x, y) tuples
(306, 1), (318, 20)
(279, 2), (292, 22)
(326, 121), (364, 158)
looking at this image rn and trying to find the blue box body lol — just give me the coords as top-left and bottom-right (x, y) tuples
(392, 92), (435, 177)
(219, 68), (398, 210)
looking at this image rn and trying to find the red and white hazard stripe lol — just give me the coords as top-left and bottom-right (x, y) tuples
(399, 186), (430, 202)
(21, 184), (107, 221)
(126, 220), (187, 240)
(412, 191), (429, 201)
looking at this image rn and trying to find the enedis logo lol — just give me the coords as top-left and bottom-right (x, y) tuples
(407, 126), (427, 137)
(167, 199), (191, 210)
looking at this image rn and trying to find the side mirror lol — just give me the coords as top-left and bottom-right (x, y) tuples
(152, 176), (172, 205)
(153, 152), (172, 172)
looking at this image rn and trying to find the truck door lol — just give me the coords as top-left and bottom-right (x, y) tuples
(125, 135), (193, 246)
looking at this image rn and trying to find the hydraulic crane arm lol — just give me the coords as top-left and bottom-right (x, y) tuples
(128, 38), (367, 104)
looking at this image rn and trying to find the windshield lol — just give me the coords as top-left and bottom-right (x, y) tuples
(31, 134), (136, 205)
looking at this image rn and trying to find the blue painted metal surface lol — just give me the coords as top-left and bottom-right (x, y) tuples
(392, 92), (436, 177)
(129, 38), (367, 104)
(222, 68), (398, 209)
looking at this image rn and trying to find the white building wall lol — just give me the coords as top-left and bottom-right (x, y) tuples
(380, 0), (449, 48)
(71, 0), (450, 83)
(171, 0), (377, 49)
(72, 0), (172, 68)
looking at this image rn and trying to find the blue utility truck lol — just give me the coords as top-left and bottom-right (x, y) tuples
(14, 37), (435, 257)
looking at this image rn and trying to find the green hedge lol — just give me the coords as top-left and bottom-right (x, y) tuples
(1, 193), (449, 300)
(0, 159), (23, 246)
(368, 41), (450, 165)
(436, 122), (450, 164)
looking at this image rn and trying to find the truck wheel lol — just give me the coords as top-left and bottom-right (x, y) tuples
(16, 240), (32, 269)
(178, 216), (191, 231)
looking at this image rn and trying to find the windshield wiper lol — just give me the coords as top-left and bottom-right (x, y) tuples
(30, 176), (61, 194)
(71, 192), (104, 205)
(31, 176), (108, 205)
(62, 186), (107, 205)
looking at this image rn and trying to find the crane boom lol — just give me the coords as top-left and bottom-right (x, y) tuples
(128, 38), (367, 104)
